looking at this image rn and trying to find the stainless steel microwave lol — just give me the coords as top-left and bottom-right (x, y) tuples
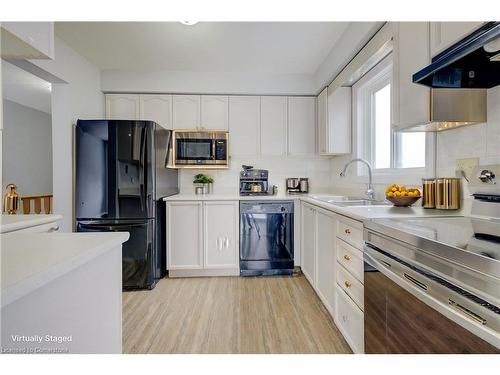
(169, 130), (229, 169)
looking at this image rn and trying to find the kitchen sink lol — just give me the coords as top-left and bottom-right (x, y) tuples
(333, 200), (391, 206)
(309, 195), (390, 206)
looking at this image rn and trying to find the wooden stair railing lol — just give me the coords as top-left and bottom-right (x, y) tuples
(21, 194), (53, 214)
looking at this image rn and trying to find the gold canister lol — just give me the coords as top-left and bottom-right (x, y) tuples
(422, 178), (436, 208)
(435, 178), (461, 210)
(3, 183), (20, 214)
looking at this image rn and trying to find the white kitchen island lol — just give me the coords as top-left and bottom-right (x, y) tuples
(1, 231), (129, 354)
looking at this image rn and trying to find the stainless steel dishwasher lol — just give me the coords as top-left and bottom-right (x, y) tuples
(239, 201), (294, 276)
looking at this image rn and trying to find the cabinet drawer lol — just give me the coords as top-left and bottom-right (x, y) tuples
(337, 216), (363, 249)
(336, 239), (363, 283)
(13, 221), (60, 233)
(335, 287), (364, 353)
(337, 263), (364, 311)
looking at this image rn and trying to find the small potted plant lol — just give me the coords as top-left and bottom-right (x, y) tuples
(193, 174), (214, 194)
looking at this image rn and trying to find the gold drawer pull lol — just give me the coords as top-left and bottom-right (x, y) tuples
(343, 254), (351, 261)
(344, 280), (352, 288)
(344, 228), (351, 234)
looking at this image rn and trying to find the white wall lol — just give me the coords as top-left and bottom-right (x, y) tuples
(179, 155), (332, 195)
(101, 70), (316, 96)
(2, 99), (52, 197)
(29, 37), (104, 231)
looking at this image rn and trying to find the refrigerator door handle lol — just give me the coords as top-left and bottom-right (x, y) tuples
(139, 126), (146, 212)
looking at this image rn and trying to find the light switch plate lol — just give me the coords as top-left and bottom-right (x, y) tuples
(456, 158), (480, 180)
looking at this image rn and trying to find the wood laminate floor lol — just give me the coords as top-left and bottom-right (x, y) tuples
(122, 275), (352, 354)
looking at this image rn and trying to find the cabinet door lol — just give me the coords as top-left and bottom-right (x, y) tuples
(203, 201), (239, 269)
(140, 95), (172, 129)
(201, 95), (229, 130)
(172, 95), (201, 129)
(301, 203), (316, 286)
(260, 96), (287, 156)
(317, 87), (329, 155)
(327, 86), (351, 154)
(392, 22), (431, 129)
(316, 209), (336, 315)
(288, 97), (316, 155)
(228, 96), (260, 156)
(166, 202), (203, 270)
(430, 22), (484, 57)
(105, 94), (140, 120)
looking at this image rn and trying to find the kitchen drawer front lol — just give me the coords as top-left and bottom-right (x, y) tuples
(336, 216), (363, 249)
(335, 286), (364, 353)
(336, 238), (363, 283)
(13, 221), (60, 233)
(337, 263), (364, 311)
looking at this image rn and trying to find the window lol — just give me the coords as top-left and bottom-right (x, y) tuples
(353, 54), (430, 179)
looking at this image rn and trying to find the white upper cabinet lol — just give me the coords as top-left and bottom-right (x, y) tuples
(203, 201), (239, 269)
(287, 96), (316, 156)
(105, 94), (140, 120)
(392, 22), (431, 129)
(317, 87), (328, 155)
(260, 96), (287, 156)
(430, 22), (485, 57)
(172, 95), (201, 129)
(326, 86), (351, 154)
(201, 95), (229, 130)
(139, 95), (172, 129)
(1, 22), (54, 59)
(229, 96), (260, 156)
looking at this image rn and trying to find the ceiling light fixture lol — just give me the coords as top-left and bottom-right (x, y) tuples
(179, 21), (199, 26)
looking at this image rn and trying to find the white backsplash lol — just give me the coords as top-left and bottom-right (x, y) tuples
(178, 155), (333, 195)
(436, 86), (500, 198)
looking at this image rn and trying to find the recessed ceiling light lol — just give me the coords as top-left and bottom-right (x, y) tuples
(179, 21), (199, 26)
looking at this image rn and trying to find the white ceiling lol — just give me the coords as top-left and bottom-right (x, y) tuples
(55, 22), (351, 74)
(2, 60), (52, 114)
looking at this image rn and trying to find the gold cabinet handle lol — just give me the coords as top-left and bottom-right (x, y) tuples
(344, 280), (352, 288)
(344, 228), (351, 234)
(343, 254), (351, 261)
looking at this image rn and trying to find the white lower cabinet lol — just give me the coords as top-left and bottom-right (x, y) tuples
(315, 208), (337, 315)
(203, 201), (239, 269)
(335, 287), (364, 353)
(166, 200), (239, 276)
(300, 203), (316, 285)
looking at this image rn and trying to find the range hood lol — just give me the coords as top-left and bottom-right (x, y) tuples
(413, 22), (500, 88)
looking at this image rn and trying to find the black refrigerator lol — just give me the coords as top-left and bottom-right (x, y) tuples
(75, 120), (178, 290)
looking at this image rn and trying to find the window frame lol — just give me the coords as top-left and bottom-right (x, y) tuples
(352, 53), (435, 185)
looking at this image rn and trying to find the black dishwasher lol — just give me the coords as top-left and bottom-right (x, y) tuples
(239, 201), (294, 276)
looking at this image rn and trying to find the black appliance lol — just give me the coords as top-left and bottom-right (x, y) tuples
(239, 166), (269, 196)
(413, 22), (500, 88)
(171, 130), (229, 167)
(239, 201), (294, 276)
(75, 120), (179, 290)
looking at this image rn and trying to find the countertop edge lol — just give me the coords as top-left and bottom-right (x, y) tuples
(0, 214), (63, 233)
(1, 232), (129, 308)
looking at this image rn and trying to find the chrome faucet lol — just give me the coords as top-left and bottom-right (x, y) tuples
(340, 158), (375, 200)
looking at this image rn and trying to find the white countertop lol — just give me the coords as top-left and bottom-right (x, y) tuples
(163, 192), (463, 221)
(0, 214), (63, 233)
(1, 232), (129, 307)
(163, 193), (301, 201)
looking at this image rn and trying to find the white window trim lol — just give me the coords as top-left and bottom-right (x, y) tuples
(352, 54), (435, 185)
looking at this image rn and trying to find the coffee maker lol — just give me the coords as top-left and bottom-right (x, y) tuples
(240, 165), (269, 196)
(286, 178), (309, 194)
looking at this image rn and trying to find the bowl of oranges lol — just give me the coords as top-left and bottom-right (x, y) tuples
(385, 184), (421, 207)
